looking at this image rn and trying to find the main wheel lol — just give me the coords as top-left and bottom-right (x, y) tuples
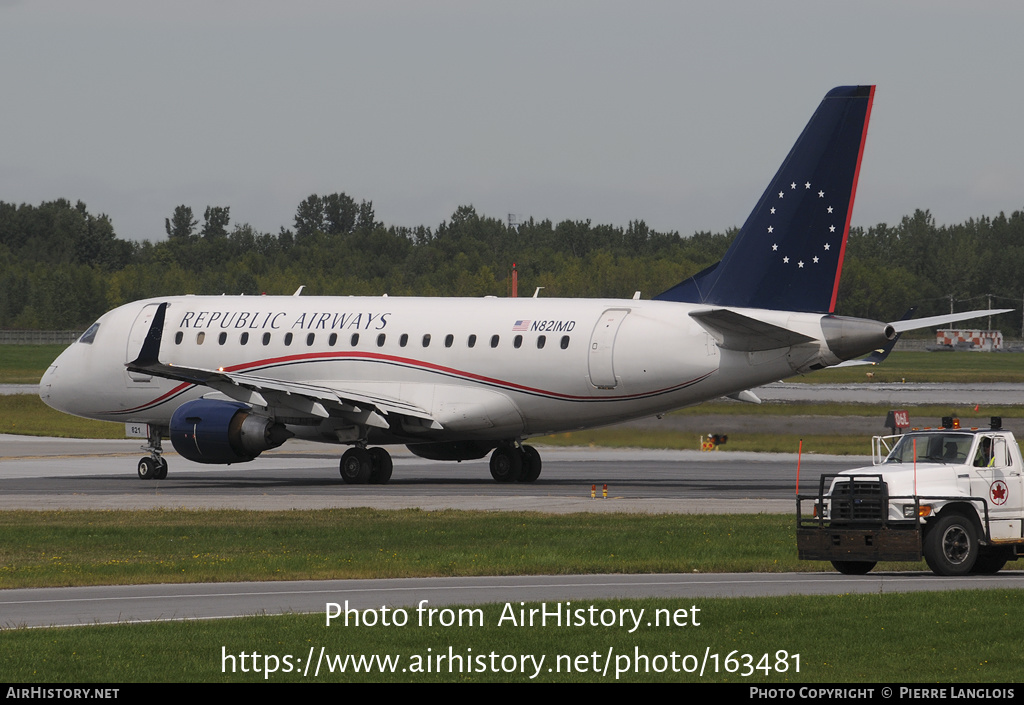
(489, 446), (523, 483)
(518, 445), (542, 483)
(830, 560), (876, 575)
(340, 447), (373, 484)
(138, 457), (157, 480)
(368, 447), (393, 485)
(924, 513), (978, 576)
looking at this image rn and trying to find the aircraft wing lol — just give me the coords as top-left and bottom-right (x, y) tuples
(126, 303), (441, 430)
(689, 309), (816, 351)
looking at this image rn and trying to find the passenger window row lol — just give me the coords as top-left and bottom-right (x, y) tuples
(174, 330), (571, 350)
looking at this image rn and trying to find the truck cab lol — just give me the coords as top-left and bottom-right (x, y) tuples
(797, 417), (1024, 576)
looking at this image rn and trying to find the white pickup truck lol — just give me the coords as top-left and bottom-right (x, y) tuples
(797, 417), (1023, 576)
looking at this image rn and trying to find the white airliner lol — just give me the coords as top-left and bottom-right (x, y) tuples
(38, 86), (1008, 484)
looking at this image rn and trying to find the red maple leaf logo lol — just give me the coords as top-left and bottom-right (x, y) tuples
(991, 481), (1008, 505)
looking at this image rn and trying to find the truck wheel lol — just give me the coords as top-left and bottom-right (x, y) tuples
(923, 513), (978, 576)
(830, 561), (876, 575)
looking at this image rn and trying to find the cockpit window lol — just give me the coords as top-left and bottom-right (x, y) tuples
(78, 322), (100, 345)
(886, 432), (974, 465)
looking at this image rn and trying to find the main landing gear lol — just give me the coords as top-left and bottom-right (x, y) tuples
(489, 444), (542, 483)
(137, 427), (168, 480)
(339, 446), (394, 485)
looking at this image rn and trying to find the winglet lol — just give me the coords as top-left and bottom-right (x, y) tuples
(128, 302), (168, 370)
(656, 86), (876, 313)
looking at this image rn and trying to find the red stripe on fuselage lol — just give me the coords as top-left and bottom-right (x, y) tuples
(110, 351), (715, 415)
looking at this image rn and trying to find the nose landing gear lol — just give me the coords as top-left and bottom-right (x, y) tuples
(137, 426), (168, 480)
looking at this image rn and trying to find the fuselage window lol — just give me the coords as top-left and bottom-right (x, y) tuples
(422, 334), (431, 348)
(377, 333), (386, 347)
(444, 334), (454, 348)
(329, 333), (338, 346)
(196, 332), (205, 345)
(513, 335), (523, 349)
(560, 335), (570, 350)
(537, 335), (546, 349)
(218, 332), (227, 345)
(174, 331), (183, 345)
(307, 333), (315, 346)
(240, 332), (249, 345)
(350, 333), (359, 346)
(284, 332), (293, 346)
(400, 333), (409, 348)
(468, 334), (477, 348)
(78, 322), (100, 345)
(262, 332), (271, 346)
(490, 335), (499, 348)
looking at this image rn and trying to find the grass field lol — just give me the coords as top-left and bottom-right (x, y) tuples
(0, 394), (126, 438)
(0, 509), (927, 590)
(0, 344), (66, 384)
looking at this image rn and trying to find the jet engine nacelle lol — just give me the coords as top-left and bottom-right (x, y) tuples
(169, 399), (292, 464)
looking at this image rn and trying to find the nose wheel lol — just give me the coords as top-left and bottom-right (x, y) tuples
(138, 456), (168, 480)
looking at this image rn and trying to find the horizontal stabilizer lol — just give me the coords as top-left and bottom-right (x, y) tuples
(690, 309), (816, 352)
(889, 308), (1013, 333)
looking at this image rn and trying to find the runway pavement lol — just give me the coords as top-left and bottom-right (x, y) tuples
(0, 435), (851, 513)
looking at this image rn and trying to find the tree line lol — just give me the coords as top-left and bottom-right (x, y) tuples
(0, 195), (1021, 338)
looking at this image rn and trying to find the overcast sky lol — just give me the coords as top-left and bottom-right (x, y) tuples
(2, 1), (1023, 241)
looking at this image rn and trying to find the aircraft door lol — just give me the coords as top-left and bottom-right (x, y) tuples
(588, 308), (629, 389)
(125, 303), (163, 384)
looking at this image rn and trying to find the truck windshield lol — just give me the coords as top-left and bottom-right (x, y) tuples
(885, 432), (974, 464)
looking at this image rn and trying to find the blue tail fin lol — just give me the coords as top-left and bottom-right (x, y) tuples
(655, 85), (875, 313)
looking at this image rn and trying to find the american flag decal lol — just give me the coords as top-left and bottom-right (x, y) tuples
(512, 320), (531, 331)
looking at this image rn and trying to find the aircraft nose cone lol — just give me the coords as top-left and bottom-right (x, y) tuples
(38, 363), (62, 409)
(39, 360), (79, 416)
